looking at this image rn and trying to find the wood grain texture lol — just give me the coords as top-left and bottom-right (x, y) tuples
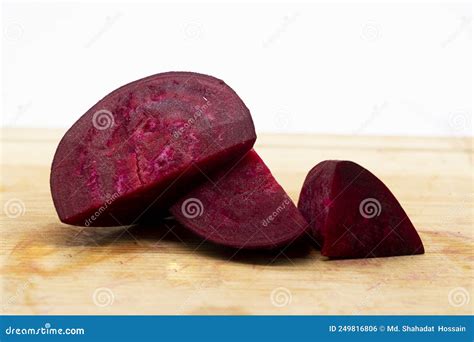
(1, 128), (472, 315)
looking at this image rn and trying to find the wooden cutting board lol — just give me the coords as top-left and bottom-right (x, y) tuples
(1, 128), (472, 315)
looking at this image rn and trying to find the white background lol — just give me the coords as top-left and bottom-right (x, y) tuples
(2, 1), (472, 136)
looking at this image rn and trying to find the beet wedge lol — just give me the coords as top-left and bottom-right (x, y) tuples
(298, 160), (424, 259)
(170, 150), (308, 249)
(51, 72), (256, 226)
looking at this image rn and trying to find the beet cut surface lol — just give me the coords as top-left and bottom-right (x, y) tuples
(298, 160), (424, 259)
(170, 150), (308, 249)
(51, 72), (256, 226)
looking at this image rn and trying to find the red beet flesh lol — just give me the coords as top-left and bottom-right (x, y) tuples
(51, 72), (256, 226)
(170, 150), (308, 249)
(298, 160), (424, 258)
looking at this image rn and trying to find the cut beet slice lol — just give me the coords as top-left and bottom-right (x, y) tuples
(298, 160), (424, 258)
(51, 72), (256, 226)
(169, 150), (308, 249)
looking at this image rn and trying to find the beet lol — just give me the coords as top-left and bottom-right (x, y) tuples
(170, 150), (308, 249)
(51, 72), (256, 226)
(298, 160), (424, 258)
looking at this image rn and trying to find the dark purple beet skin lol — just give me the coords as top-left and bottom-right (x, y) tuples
(51, 72), (256, 226)
(298, 160), (424, 259)
(170, 150), (308, 249)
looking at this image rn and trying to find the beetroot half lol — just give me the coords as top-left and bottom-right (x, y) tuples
(51, 72), (256, 226)
(170, 150), (308, 249)
(298, 160), (424, 258)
